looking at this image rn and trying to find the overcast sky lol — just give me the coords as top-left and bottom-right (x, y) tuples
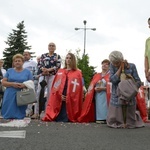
(0, 0), (150, 82)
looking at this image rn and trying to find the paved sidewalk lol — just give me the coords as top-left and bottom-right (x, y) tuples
(0, 120), (150, 150)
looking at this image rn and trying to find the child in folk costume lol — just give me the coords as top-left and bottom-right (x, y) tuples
(78, 59), (111, 123)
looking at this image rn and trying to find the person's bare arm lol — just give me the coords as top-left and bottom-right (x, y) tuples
(145, 56), (149, 78)
(2, 78), (26, 88)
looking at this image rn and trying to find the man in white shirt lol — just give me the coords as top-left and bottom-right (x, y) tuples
(23, 51), (37, 72)
(0, 59), (6, 108)
(23, 51), (37, 117)
(0, 59), (6, 79)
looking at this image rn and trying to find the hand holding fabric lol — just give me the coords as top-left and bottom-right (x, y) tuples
(62, 95), (66, 101)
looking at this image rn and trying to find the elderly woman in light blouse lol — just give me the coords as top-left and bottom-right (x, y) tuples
(107, 50), (144, 128)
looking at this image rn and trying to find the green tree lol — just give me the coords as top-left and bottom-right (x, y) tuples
(3, 21), (34, 69)
(76, 49), (96, 89)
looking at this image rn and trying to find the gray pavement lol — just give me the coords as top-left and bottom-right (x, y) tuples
(0, 120), (150, 150)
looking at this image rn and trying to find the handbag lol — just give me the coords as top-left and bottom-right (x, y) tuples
(16, 88), (37, 106)
(117, 79), (138, 101)
(117, 62), (138, 101)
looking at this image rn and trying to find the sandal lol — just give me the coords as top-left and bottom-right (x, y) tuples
(31, 114), (39, 119)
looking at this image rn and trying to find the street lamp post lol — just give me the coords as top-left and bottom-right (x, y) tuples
(75, 20), (96, 56)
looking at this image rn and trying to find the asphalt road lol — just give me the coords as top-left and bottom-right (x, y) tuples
(0, 120), (150, 150)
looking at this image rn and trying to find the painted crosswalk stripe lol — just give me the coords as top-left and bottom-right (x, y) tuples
(0, 130), (26, 138)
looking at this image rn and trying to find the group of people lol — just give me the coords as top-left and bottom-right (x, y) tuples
(0, 18), (150, 129)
